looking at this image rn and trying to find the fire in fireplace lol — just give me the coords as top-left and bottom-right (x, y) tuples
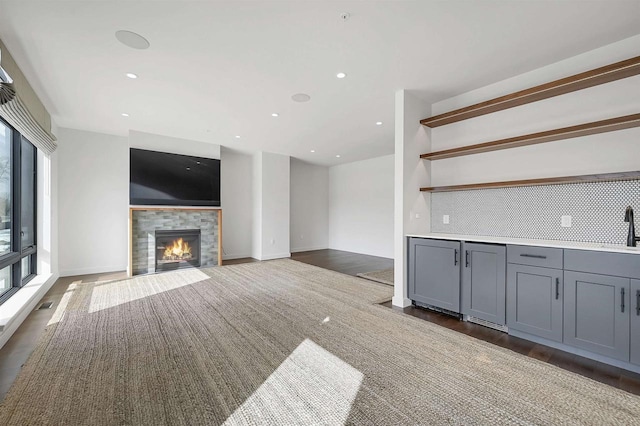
(155, 229), (201, 272)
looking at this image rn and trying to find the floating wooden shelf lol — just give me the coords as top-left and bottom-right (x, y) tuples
(420, 171), (640, 193)
(420, 56), (640, 128)
(420, 113), (640, 160)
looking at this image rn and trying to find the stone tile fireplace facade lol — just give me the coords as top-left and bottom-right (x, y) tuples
(130, 208), (220, 275)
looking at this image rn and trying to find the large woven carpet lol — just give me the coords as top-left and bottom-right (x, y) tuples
(1, 259), (638, 425)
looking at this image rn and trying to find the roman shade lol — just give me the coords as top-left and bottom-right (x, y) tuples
(0, 95), (57, 154)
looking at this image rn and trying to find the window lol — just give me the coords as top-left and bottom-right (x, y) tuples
(0, 117), (37, 304)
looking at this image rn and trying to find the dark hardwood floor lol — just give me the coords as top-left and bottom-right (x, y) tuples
(291, 249), (394, 276)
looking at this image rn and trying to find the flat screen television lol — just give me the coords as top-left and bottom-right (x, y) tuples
(130, 148), (221, 206)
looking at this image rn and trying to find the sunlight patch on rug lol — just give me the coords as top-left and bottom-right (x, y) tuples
(88, 268), (210, 313)
(223, 339), (363, 425)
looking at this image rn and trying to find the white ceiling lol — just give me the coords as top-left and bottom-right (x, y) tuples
(0, 1), (639, 166)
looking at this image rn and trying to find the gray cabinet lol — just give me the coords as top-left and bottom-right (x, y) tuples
(631, 279), (640, 366)
(408, 238), (460, 312)
(461, 243), (506, 325)
(564, 271), (630, 361)
(507, 264), (563, 342)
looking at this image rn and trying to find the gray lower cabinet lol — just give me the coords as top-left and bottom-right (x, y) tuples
(461, 243), (506, 325)
(408, 238), (461, 312)
(563, 271), (630, 361)
(507, 264), (563, 342)
(631, 279), (640, 366)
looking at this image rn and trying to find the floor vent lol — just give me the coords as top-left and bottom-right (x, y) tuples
(466, 316), (508, 333)
(37, 301), (53, 310)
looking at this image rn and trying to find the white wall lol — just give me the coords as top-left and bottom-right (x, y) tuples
(430, 35), (640, 188)
(328, 155), (394, 259)
(252, 152), (290, 260)
(57, 128), (129, 276)
(129, 130), (220, 159)
(221, 147), (252, 259)
(290, 159), (328, 252)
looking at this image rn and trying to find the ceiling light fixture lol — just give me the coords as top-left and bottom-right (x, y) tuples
(126, 73), (138, 79)
(310, 150), (315, 153)
(235, 135), (241, 139)
(115, 30), (150, 50)
(121, 113), (130, 117)
(271, 113), (279, 117)
(336, 154), (341, 158)
(336, 72), (347, 79)
(376, 121), (383, 126)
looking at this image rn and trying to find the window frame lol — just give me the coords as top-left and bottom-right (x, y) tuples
(0, 116), (37, 305)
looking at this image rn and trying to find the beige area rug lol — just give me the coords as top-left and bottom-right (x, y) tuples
(357, 268), (394, 286)
(1, 259), (639, 425)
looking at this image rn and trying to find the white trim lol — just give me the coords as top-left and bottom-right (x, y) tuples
(391, 296), (412, 308)
(59, 266), (126, 278)
(291, 246), (328, 253)
(258, 253), (291, 261)
(222, 253), (253, 260)
(0, 273), (58, 349)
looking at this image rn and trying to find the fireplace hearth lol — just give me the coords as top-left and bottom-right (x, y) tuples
(155, 229), (201, 272)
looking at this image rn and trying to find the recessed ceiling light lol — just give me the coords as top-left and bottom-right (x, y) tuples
(186, 167), (191, 171)
(235, 135), (241, 139)
(336, 154), (341, 158)
(336, 72), (347, 79)
(126, 73), (138, 79)
(115, 30), (150, 50)
(121, 113), (129, 117)
(292, 93), (311, 102)
(376, 121), (383, 126)
(271, 113), (279, 117)
(310, 150), (315, 153)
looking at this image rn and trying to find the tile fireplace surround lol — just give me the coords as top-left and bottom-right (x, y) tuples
(129, 207), (222, 276)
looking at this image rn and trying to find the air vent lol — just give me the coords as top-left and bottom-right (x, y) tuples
(37, 301), (53, 310)
(466, 316), (508, 333)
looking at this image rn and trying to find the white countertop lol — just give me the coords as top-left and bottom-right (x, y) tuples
(406, 233), (640, 255)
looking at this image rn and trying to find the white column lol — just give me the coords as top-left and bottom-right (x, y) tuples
(252, 151), (290, 261)
(393, 90), (432, 307)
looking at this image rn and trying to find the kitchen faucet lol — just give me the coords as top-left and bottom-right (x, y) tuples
(624, 206), (640, 247)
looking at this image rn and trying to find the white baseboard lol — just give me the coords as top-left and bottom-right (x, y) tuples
(0, 272), (59, 349)
(258, 253), (291, 261)
(59, 265), (127, 278)
(222, 253), (253, 260)
(291, 246), (328, 253)
(391, 296), (412, 308)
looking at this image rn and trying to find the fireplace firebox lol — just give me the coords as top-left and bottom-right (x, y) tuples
(155, 229), (201, 272)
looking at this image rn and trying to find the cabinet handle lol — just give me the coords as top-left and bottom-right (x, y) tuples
(454, 249), (458, 266)
(621, 288), (625, 313)
(520, 254), (547, 259)
(465, 250), (470, 268)
(555, 278), (560, 300)
(636, 290), (640, 316)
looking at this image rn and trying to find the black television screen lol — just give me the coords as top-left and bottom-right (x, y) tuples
(130, 148), (221, 206)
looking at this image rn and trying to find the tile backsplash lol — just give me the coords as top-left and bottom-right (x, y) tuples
(430, 179), (640, 245)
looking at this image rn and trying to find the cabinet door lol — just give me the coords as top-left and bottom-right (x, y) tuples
(461, 243), (506, 325)
(631, 279), (640, 366)
(507, 264), (563, 342)
(564, 271), (630, 361)
(409, 238), (461, 312)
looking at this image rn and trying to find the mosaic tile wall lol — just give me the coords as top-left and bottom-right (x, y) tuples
(131, 210), (219, 275)
(430, 180), (640, 245)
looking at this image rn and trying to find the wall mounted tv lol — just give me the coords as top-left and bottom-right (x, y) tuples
(130, 148), (221, 206)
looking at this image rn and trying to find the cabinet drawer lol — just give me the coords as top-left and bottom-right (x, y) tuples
(507, 245), (563, 269)
(564, 249), (640, 279)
